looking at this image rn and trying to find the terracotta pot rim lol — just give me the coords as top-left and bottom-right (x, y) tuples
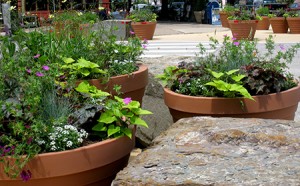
(164, 84), (300, 101)
(87, 63), (147, 82)
(164, 84), (300, 114)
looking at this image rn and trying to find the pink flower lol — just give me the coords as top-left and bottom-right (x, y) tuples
(33, 54), (40, 59)
(42, 65), (50, 71)
(223, 34), (227, 37)
(143, 38), (148, 44)
(279, 44), (285, 51)
(123, 97), (132, 105)
(36, 72), (44, 77)
(26, 69), (31, 74)
(233, 42), (240, 46)
(232, 37), (237, 41)
(129, 30), (135, 35)
(142, 44), (147, 49)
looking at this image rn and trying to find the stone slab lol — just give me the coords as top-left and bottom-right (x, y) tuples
(113, 117), (300, 185)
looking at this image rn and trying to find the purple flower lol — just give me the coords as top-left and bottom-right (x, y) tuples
(279, 44), (285, 50)
(143, 38), (148, 44)
(142, 44), (147, 49)
(123, 97), (132, 105)
(42, 65), (50, 71)
(223, 34), (227, 37)
(33, 54), (40, 59)
(129, 30), (135, 35)
(233, 42), (240, 46)
(20, 170), (32, 182)
(232, 37), (237, 41)
(27, 137), (33, 145)
(26, 69), (31, 74)
(36, 72), (44, 77)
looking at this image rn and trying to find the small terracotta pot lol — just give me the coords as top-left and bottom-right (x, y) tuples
(0, 131), (136, 186)
(228, 20), (258, 40)
(78, 64), (148, 104)
(219, 12), (229, 28)
(164, 84), (300, 122)
(256, 16), (270, 30)
(287, 17), (300, 34)
(269, 17), (288, 33)
(131, 22), (156, 40)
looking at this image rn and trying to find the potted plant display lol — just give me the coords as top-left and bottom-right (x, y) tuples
(256, 6), (270, 30)
(286, 11), (300, 34)
(227, 9), (261, 40)
(0, 19), (151, 185)
(51, 10), (99, 35)
(157, 35), (300, 122)
(268, 9), (289, 33)
(127, 8), (158, 40)
(219, 5), (235, 28)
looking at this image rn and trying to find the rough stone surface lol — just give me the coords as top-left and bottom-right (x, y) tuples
(114, 117), (300, 185)
(135, 57), (195, 146)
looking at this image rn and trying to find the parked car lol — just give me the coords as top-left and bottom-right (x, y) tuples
(287, 2), (300, 11)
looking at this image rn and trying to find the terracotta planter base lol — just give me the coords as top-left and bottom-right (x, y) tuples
(164, 85), (300, 122)
(228, 20), (258, 40)
(287, 17), (300, 34)
(131, 22), (156, 40)
(269, 17), (288, 33)
(0, 133), (135, 186)
(78, 64), (148, 104)
(256, 16), (270, 30)
(219, 12), (229, 28)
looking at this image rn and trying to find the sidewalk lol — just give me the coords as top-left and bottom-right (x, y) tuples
(152, 21), (300, 43)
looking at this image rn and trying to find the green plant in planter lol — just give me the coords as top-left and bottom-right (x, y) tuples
(228, 9), (261, 20)
(127, 8), (158, 22)
(268, 8), (289, 18)
(0, 18), (150, 181)
(256, 6), (269, 16)
(157, 35), (300, 98)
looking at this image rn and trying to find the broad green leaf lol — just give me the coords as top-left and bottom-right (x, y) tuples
(131, 117), (148, 128)
(107, 125), (120, 137)
(133, 108), (152, 115)
(63, 57), (75, 64)
(92, 123), (107, 131)
(75, 81), (90, 93)
(121, 128), (132, 139)
(226, 69), (239, 75)
(80, 68), (90, 77)
(232, 74), (245, 82)
(229, 84), (254, 100)
(77, 58), (99, 68)
(99, 112), (117, 124)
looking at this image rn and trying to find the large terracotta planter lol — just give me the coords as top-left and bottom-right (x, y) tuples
(164, 84), (300, 122)
(219, 11), (229, 28)
(82, 64), (148, 104)
(228, 20), (258, 40)
(269, 17), (288, 33)
(256, 16), (270, 30)
(287, 17), (300, 34)
(0, 132), (135, 186)
(131, 22), (156, 40)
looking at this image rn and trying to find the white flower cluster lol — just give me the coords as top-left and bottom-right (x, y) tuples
(112, 59), (133, 65)
(47, 124), (88, 152)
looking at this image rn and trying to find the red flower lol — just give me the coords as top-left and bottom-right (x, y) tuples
(234, 20), (239, 23)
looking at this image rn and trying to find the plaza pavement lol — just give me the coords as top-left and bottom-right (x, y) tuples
(152, 21), (300, 43)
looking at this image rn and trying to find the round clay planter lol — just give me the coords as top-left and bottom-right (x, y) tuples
(0, 132), (135, 186)
(78, 64), (148, 104)
(228, 20), (258, 40)
(131, 22), (156, 40)
(256, 16), (270, 30)
(219, 12), (229, 28)
(287, 17), (300, 34)
(269, 17), (288, 33)
(164, 84), (300, 122)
